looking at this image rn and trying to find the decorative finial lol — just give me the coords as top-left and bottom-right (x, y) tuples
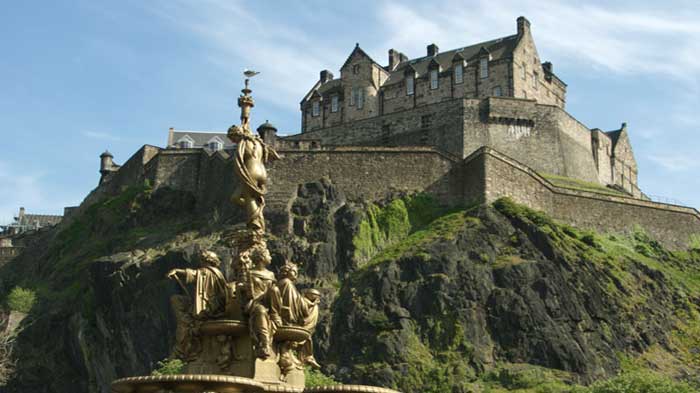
(238, 69), (259, 132)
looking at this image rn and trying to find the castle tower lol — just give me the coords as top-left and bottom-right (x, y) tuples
(99, 150), (120, 185)
(257, 121), (278, 147)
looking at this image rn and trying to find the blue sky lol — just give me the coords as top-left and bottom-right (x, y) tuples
(1, 0), (699, 224)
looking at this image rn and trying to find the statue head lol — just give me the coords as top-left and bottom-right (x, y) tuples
(279, 261), (299, 281)
(227, 125), (248, 143)
(248, 242), (271, 268)
(199, 250), (221, 268)
(303, 288), (321, 304)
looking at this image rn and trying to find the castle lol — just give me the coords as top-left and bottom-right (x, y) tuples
(89, 16), (700, 249)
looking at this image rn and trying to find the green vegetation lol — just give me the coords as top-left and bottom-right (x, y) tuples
(5, 287), (36, 313)
(352, 194), (477, 270)
(151, 358), (184, 376)
(304, 368), (339, 387)
(541, 174), (627, 197)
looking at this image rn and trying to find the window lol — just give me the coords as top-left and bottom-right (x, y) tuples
(209, 141), (222, 151)
(523, 90), (527, 99)
(312, 101), (320, 117)
(532, 72), (538, 90)
(331, 95), (339, 112)
(521, 62), (527, 80)
(454, 64), (463, 84)
(492, 86), (502, 96)
(179, 140), (193, 149)
(352, 64), (360, 74)
(406, 76), (414, 95)
(357, 88), (365, 109)
(480, 58), (488, 79)
(430, 69), (439, 90)
(420, 114), (434, 128)
(350, 87), (356, 106)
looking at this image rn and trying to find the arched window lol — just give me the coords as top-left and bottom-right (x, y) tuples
(430, 69), (439, 90)
(480, 58), (489, 79)
(406, 76), (414, 95)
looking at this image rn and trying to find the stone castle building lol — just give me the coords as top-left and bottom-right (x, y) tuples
(89, 16), (700, 249)
(293, 16), (638, 197)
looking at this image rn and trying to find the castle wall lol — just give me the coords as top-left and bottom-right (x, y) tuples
(288, 99), (466, 159)
(268, 147), (459, 205)
(473, 148), (700, 249)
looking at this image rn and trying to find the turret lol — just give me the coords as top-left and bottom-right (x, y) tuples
(257, 121), (278, 147)
(99, 150), (120, 185)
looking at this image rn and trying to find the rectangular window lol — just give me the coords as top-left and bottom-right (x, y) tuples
(350, 87), (356, 106)
(312, 101), (320, 117)
(430, 69), (439, 90)
(420, 114), (434, 128)
(480, 58), (488, 79)
(331, 95), (339, 112)
(454, 64), (463, 84)
(532, 73), (538, 90)
(523, 90), (527, 99)
(521, 62), (527, 80)
(406, 76), (414, 95)
(492, 86), (502, 96)
(357, 88), (364, 109)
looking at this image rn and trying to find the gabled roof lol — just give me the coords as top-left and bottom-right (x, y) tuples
(340, 43), (384, 71)
(384, 34), (519, 85)
(170, 130), (235, 149)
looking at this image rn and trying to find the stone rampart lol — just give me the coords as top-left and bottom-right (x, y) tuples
(465, 147), (700, 249)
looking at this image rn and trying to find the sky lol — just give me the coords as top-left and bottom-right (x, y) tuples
(1, 0), (699, 224)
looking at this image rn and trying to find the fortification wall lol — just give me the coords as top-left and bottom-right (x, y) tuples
(268, 147), (459, 205)
(287, 100), (465, 158)
(469, 148), (700, 249)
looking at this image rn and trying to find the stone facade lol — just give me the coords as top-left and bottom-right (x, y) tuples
(300, 16), (566, 133)
(293, 16), (637, 196)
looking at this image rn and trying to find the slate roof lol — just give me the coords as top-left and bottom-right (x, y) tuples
(170, 130), (234, 149)
(18, 214), (62, 227)
(384, 34), (519, 85)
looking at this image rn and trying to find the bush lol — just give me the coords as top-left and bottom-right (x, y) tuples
(305, 368), (339, 387)
(580, 369), (696, 393)
(151, 358), (184, 375)
(6, 287), (36, 313)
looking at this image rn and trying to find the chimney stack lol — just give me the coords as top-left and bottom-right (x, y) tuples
(517, 16), (531, 36)
(319, 70), (334, 84)
(388, 49), (402, 70)
(427, 43), (439, 57)
(19, 207), (25, 220)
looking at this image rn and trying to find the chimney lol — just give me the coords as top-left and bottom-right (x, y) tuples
(517, 16), (531, 36)
(427, 43), (439, 57)
(542, 61), (553, 74)
(388, 49), (402, 70)
(19, 207), (25, 220)
(319, 70), (334, 84)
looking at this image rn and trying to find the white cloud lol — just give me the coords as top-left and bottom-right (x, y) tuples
(648, 154), (700, 171)
(145, 0), (346, 112)
(379, 0), (700, 80)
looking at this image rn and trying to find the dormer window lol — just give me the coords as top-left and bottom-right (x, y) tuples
(480, 58), (488, 79)
(177, 135), (194, 149)
(209, 141), (222, 151)
(331, 95), (339, 113)
(312, 101), (320, 117)
(406, 76), (414, 95)
(454, 64), (463, 84)
(429, 69), (439, 90)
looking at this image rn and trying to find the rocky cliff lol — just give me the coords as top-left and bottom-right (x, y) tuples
(0, 182), (698, 393)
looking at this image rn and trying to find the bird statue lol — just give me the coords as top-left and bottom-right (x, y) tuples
(244, 69), (260, 78)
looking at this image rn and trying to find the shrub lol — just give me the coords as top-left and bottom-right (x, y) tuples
(6, 287), (36, 313)
(581, 369), (696, 393)
(151, 358), (184, 375)
(305, 368), (339, 387)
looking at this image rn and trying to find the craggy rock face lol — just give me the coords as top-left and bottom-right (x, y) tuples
(1, 183), (698, 393)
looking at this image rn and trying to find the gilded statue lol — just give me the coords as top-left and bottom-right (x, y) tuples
(239, 242), (283, 359)
(227, 76), (279, 233)
(278, 262), (321, 369)
(167, 250), (230, 360)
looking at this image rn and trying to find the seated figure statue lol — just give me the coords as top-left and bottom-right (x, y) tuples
(239, 241), (282, 359)
(277, 262), (321, 368)
(167, 250), (229, 361)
